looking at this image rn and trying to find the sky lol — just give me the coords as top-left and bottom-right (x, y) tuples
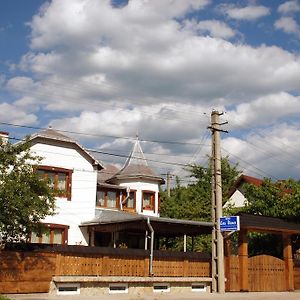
(0, 0), (300, 185)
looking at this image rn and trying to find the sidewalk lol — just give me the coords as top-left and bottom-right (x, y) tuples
(6, 291), (300, 300)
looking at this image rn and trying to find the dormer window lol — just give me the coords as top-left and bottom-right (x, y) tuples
(123, 190), (136, 211)
(36, 166), (72, 200)
(142, 191), (155, 211)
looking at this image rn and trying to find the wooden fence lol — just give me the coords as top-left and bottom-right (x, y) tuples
(0, 245), (211, 294)
(0, 251), (56, 293)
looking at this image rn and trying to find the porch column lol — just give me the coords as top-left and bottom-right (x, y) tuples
(183, 234), (187, 252)
(283, 233), (294, 291)
(145, 230), (148, 250)
(238, 229), (249, 292)
(90, 228), (95, 246)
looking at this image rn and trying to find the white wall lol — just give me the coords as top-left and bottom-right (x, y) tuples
(119, 180), (160, 217)
(224, 189), (247, 208)
(31, 142), (98, 245)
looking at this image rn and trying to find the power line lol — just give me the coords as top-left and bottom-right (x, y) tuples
(7, 136), (195, 168)
(5, 76), (212, 120)
(1, 121), (208, 147)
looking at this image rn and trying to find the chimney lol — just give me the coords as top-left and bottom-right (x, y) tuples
(0, 131), (9, 145)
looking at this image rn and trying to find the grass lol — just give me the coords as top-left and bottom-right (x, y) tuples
(0, 295), (10, 300)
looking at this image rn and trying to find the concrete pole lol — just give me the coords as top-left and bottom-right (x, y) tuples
(167, 171), (171, 197)
(210, 110), (225, 293)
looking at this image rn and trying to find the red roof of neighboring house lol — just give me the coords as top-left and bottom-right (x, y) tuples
(240, 175), (263, 187)
(228, 174), (263, 197)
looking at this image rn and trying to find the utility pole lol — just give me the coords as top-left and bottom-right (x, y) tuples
(209, 110), (227, 293)
(167, 171), (171, 197)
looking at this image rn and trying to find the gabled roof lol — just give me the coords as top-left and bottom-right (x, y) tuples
(108, 137), (165, 184)
(229, 174), (263, 197)
(29, 128), (104, 170)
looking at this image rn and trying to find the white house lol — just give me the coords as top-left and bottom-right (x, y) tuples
(27, 129), (165, 247)
(225, 174), (263, 208)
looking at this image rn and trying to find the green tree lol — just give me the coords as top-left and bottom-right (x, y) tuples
(160, 157), (241, 252)
(0, 137), (55, 245)
(242, 178), (300, 219)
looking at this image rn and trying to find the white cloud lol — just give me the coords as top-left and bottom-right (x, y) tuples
(278, 0), (300, 14)
(223, 124), (300, 179)
(275, 16), (300, 36)
(227, 93), (300, 129)
(218, 4), (270, 21)
(5, 1), (299, 114)
(4, 0), (300, 181)
(0, 102), (37, 125)
(183, 19), (236, 39)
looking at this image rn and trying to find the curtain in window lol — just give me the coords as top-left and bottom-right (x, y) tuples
(107, 191), (117, 208)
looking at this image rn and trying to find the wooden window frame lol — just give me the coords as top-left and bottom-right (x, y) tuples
(142, 190), (155, 211)
(36, 165), (72, 200)
(31, 223), (69, 245)
(96, 188), (120, 209)
(122, 190), (136, 211)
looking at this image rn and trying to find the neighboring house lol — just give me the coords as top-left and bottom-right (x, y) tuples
(225, 174), (263, 208)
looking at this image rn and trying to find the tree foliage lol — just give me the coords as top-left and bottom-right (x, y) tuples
(241, 178), (300, 220)
(161, 157), (241, 222)
(0, 137), (55, 244)
(160, 157), (240, 252)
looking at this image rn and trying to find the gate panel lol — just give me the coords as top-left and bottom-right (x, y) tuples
(226, 255), (286, 292)
(248, 255), (285, 291)
(294, 262), (300, 290)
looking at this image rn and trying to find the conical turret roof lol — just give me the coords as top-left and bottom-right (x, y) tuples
(108, 137), (164, 184)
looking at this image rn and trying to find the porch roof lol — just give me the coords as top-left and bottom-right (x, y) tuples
(238, 213), (300, 234)
(81, 210), (213, 236)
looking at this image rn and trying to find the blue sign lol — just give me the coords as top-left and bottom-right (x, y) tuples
(220, 216), (240, 232)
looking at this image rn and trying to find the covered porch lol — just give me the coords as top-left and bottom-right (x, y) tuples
(82, 210), (212, 249)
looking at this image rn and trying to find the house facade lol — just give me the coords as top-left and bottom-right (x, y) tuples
(27, 129), (166, 247)
(225, 174), (263, 208)
(28, 129), (103, 246)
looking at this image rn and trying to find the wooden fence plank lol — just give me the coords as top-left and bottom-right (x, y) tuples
(294, 263), (300, 290)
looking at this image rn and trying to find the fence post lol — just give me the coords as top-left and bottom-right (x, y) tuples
(238, 229), (249, 292)
(224, 239), (231, 291)
(283, 233), (294, 291)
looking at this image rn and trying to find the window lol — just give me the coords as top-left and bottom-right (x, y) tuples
(109, 283), (128, 294)
(191, 283), (206, 292)
(57, 283), (80, 295)
(153, 283), (170, 293)
(36, 166), (72, 200)
(123, 190), (136, 211)
(96, 189), (119, 208)
(30, 224), (68, 245)
(142, 191), (155, 211)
